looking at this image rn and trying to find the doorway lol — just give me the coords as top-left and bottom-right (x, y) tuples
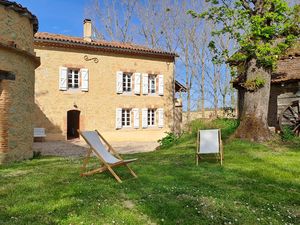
(67, 110), (80, 139)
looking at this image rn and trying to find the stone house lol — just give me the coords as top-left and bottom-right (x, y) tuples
(0, 0), (40, 163)
(234, 42), (300, 133)
(34, 20), (183, 142)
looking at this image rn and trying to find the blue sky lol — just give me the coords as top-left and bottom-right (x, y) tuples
(18, 0), (90, 36)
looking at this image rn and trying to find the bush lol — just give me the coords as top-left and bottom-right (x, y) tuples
(188, 118), (239, 140)
(281, 126), (296, 141)
(158, 132), (178, 149)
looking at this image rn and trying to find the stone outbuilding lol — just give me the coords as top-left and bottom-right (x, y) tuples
(0, 0), (40, 163)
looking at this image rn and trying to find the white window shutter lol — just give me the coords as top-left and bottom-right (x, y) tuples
(142, 73), (148, 95)
(142, 108), (148, 128)
(116, 108), (122, 129)
(133, 108), (139, 128)
(116, 71), (123, 94)
(158, 74), (164, 96)
(158, 108), (164, 128)
(134, 73), (141, 95)
(59, 67), (68, 90)
(81, 68), (89, 92)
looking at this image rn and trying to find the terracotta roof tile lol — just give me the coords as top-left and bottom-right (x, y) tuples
(34, 32), (177, 58)
(272, 56), (300, 83)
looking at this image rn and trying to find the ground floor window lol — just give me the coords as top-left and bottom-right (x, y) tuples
(148, 109), (156, 126)
(122, 109), (131, 127)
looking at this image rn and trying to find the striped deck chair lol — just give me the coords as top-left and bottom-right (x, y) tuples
(79, 130), (137, 183)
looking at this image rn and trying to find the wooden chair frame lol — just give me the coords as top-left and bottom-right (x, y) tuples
(79, 130), (137, 183)
(196, 129), (223, 166)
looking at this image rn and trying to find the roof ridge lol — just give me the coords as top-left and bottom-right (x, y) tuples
(34, 32), (177, 58)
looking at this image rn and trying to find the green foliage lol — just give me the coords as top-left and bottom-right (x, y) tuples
(242, 76), (266, 91)
(157, 132), (178, 149)
(188, 0), (300, 70)
(222, 107), (236, 118)
(186, 118), (239, 140)
(281, 126), (296, 141)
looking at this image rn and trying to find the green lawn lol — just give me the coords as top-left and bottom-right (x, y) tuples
(1, 120), (300, 225)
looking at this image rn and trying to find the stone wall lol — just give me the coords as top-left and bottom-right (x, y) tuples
(182, 109), (236, 126)
(0, 4), (39, 163)
(34, 46), (175, 142)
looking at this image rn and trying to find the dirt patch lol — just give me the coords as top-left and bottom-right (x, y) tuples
(33, 139), (159, 157)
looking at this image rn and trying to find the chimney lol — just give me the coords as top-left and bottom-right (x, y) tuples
(83, 19), (92, 42)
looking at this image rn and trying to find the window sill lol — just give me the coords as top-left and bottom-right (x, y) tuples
(121, 126), (132, 129)
(142, 94), (163, 97)
(61, 89), (84, 94)
(119, 92), (133, 96)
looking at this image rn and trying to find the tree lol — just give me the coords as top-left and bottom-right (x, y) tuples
(86, 0), (138, 42)
(189, 0), (300, 141)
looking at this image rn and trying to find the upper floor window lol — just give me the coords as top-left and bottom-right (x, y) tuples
(122, 109), (131, 127)
(116, 71), (163, 96)
(123, 73), (132, 92)
(68, 69), (80, 89)
(59, 67), (89, 92)
(148, 75), (156, 94)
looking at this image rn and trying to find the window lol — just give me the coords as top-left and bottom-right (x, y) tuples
(68, 69), (80, 89)
(148, 109), (156, 126)
(123, 73), (132, 92)
(122, 109), (131, 127)
(148, 75), (156, 94)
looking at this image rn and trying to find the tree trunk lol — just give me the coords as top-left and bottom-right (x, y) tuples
(201, 50), (205, 118)
(213, 64), (220, 117)
(234, 59), (271, 141)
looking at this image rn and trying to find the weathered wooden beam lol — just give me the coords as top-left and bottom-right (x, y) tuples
(0, 70), (15, 80)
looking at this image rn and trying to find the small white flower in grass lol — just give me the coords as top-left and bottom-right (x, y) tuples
(112, 220), (115, 224)
(257, 218), (260, 221)
(228, 222), (232, 225)
(161, 218), (164, 222)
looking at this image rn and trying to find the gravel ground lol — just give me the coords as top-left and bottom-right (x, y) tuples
(32, 139), (159, 157)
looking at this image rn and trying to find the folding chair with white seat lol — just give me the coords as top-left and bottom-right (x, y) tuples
(79, 130), (137, 183)
(196, 129), (223, 165)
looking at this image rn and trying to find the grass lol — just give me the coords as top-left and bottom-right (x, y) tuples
(0, 119), (299, 225)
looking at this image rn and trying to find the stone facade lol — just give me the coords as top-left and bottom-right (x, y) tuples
(0, 1), (39, 163)
(34, 33), (176, 142)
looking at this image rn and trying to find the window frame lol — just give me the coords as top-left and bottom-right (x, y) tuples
(148, 74), (156, 94)
(121, 108), (132, 128)
(147, 108), (156, 127)
(67, 68), (80, 89)
(122, 72), (133, 93)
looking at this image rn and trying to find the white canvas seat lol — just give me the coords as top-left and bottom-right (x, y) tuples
(34, 128), (46, 137)
(196, 129), (223, 165)
(33, 128), (46, 142)
(79, 130), (137, 183)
